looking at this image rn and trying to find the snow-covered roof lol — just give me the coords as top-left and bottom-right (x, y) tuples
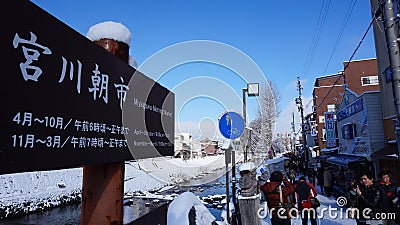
(86, 21), (132, 46)
(343, 58), (377, 63)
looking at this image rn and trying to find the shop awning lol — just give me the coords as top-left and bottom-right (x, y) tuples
(372, 144), (398, 160)
(315, 154), (332, 160)
(326, 154), (368, 167)
(309, 146), (320, 153)
(321, 147), (338, 154)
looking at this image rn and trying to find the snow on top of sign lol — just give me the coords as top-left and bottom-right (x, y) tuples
(129, 55), (138, 68)
(86, 21), (132, 46)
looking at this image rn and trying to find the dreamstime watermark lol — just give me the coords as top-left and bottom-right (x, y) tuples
(257, 197), (397, 220)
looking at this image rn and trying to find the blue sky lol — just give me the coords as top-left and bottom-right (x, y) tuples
(31, 0), (376, 140)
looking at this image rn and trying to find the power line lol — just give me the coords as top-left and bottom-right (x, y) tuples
(322, 0), (358, 75)
(301, 0), (332, 77)
(315, 17), (375, 111)
(304, 98), (313, 110)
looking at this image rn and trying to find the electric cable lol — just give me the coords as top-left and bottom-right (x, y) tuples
(322, 0), (358, 75)
(301, 0), (332, 77)
(315, 18), (375, 111)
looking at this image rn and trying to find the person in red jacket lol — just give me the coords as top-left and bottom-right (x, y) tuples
(377, 171), (399, 225)
(261, 171), (295, 225)
(295, 176), (318, 225)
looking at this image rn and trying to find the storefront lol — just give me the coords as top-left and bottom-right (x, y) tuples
(315, 147), (338, 167)
(326, 154), (371, 192)
(372, 143), (399, 185)
(328, 90), (384, 192)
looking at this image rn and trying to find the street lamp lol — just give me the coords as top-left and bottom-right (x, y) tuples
(242, 83), (259, 162)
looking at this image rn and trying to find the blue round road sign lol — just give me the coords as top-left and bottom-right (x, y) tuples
(218, 111), (245, 139)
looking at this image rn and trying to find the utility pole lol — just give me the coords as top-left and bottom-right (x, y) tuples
(291, 112), (296, 153)
(381, 0), (400, 166)
(295, 77), (308, 171)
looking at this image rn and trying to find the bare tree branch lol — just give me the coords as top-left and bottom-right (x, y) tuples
(249, 80), (281, 155)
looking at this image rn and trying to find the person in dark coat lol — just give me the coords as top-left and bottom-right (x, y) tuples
(295, 177), (318, 225)
(323, 168), (333, 197)
(260, 171), (295, 225)
(316, 165), (324, 195)
(350, 171), (381, 225)
(377, 171), (399, 225)
(306, 168), (316, 187)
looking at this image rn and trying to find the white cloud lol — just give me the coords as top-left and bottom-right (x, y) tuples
(275, 95), (313, 134)
(285, 78), (309, 90)
(176, 119), (223, 141)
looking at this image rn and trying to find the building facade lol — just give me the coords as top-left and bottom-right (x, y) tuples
(369, 0), (400, 184)
(312, 58), (379, 151)
(336, 90), (385, 158)
(313, 74), (345, 150)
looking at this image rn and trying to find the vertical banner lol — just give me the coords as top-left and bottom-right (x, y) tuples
(325, 112), (336, 148)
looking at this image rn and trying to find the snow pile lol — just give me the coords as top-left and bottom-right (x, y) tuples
(0, 168), (82, 219)
(124, 161), (165, 194)
(138, 155), (228, 184)
(219, 201), (235, 225)
(0, 156), (231, 219)
(0, 162), (167, 219)
(86, 21), (132, 46)
(167, 192), (215, 225)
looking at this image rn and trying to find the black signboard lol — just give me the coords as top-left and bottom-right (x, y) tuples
(0, 0), (174, 174)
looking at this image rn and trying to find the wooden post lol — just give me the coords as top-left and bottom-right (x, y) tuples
(81, 162), (125, 225)
(238, 163), (261, 225)
(238, 195), (261, 225)
(81, 35), (130, 225)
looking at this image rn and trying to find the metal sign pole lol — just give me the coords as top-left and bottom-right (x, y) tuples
(225, 149), (232, 224)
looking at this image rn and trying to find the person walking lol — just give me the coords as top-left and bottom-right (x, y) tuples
(257, 167), (269, 187)
(378, 171), (399, 225)
(350, 170), (381, 225)
(261, 171), (295, 225)
(316, 165), (324, 195)
(295, 176), (318, 225)
(306, 168), (316, 187)
(257, 167), (269, 202)
(289, 169), (296, 184)
(323, 168), (333, 197)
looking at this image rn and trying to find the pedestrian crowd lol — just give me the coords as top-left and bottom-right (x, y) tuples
(258, 170), (321, 225)
(345, 170), (400, 225)
(257, 160), (399, 225)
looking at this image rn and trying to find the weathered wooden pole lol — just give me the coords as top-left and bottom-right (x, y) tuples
(80, 21), (131, 225)
(238, 162), (261, 225)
